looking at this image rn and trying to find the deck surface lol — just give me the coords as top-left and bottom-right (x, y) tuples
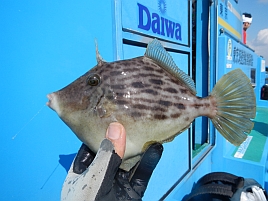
(233, 107), (268, 162)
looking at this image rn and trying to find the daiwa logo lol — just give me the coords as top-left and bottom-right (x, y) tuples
(158, 0), (166, 14)
(137, 2), (182, 41)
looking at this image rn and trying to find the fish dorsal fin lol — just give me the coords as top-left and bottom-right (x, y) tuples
(145, 39), (196, 94)
(95, 39), (105, 66)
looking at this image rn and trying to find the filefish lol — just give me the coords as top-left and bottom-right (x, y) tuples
(47, 39), (256, 171)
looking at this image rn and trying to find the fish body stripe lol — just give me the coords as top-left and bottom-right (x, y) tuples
(90, 57), (200, 121)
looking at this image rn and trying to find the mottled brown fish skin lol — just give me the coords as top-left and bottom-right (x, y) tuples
(54, 56), (215, 123)
(97, 57), (212, 119)
(48, 56), (216, 170)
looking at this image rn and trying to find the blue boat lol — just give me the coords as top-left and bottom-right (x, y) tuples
(1, 0), (267, 200)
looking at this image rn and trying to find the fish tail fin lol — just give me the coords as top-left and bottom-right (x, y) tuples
(210, 69), (256, 146)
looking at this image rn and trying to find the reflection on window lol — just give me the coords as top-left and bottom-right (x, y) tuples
(251, 68), (256, 88)
(191, 0), (210, 158)
(265, 67), (268, 84)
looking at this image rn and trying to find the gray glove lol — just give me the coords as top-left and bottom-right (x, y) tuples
(61, 140), (163, 201)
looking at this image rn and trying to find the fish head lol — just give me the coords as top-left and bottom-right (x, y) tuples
(47, 67), (103, 116)
(46, 63), (117, 151)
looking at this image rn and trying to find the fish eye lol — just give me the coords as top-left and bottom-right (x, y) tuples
(87, 74), (101, 86)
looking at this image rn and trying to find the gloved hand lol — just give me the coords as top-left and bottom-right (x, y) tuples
(61, 122), (163, 201)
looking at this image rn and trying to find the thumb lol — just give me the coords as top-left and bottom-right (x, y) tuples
(106, 122), (126, 159)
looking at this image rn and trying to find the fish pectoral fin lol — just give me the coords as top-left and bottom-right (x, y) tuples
(97, 100), (116, 118)
(144, 39), (196, 94)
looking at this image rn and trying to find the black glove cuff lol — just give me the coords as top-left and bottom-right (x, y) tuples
(73, 143), (96, 174)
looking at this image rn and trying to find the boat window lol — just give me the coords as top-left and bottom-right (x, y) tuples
(191, 0), (212, 159)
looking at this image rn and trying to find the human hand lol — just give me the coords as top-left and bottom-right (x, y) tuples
(61, 122), (163, 201)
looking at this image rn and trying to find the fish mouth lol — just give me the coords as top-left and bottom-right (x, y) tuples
(46, 93), (57, 111)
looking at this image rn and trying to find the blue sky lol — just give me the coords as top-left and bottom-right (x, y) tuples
(239, 0), (268, 62)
